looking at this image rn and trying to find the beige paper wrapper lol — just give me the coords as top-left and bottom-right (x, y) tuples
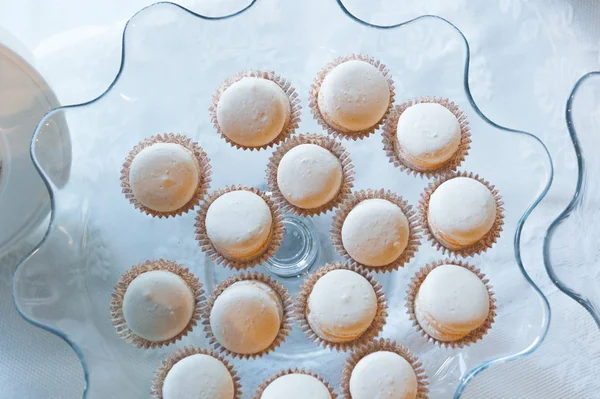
(295, 262), (388, 351)
(252, 368), (338, 399)
(120, 133), (212, 218)
(265, 133), (355, 217)
(405, 259), (497, 348)
(194, 185), (285, 270)
(201, 271), (293, 359)
(110, 259), (205, 349)
(330, 189), (421, 273)
(341, 338), (429, 399)
(151, 346), (242, 399)
(382, 97), (471, 178)
(209, 70), (302, 151)
(309, 54), (395, 140)
(418, 171), (504, 257)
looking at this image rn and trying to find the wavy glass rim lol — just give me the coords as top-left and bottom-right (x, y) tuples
(543, 71), (600, 329)
(12, 1), (554, 398)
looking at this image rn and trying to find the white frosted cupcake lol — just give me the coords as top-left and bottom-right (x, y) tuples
(311, 55), (394, 139)
(211, 71), (301, 150)
(255, 370), (335, 399)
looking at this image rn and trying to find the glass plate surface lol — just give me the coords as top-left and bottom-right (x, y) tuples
(13, 0), (553, 398)
(544, 71), (600, 328)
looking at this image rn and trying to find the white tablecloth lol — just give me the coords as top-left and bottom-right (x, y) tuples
(1, 0), (599, 397)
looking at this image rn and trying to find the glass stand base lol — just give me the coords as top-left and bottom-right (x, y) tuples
(264, 215), (319, 278)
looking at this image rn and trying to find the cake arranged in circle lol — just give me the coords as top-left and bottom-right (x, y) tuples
(341, 198), (410, 267)
(414, 264), (491, 342)
(314, 57), (392, 136)
(427, 176), (497, 251)
(205, 190), (273, 261)
(259, 372), (332, 399)
(349, 351), (418, 399)
(209, 280), (284, 355)
(396, 102), (462, 171)
(214, 75), (293, 148)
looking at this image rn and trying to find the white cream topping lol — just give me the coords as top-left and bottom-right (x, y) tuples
(277, 143), (343, 209)
(318, 60), (390, 132)
(307, 269), (377, 342)
(210, 281), (283, 355)
(261, 374), (332, 399)
(396, 102), (461, 168)
(216, 77), (290, 147)
(129, 143), (200, 212)
(341, 199), (409, 267)
(350, 351), (418, 399)
(416, 265), (489, 334)
(122, 270), (194, 342)
(428, 177), (496, 247)
(162, 354), (234, 399)
(205, 191), (272, 259)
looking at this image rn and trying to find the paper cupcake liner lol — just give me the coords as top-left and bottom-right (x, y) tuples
(295, 262), (388, 351)
(121, 133), (212, 218)
(309, 54), (395, 141)
(418, 171), (504, 257)
(405, 259), (497, 348)
(252, 368), (338, 399)
(341, 338), (429, 399)
(110, 259), (205, 349)
(330, 189), (422, 273)
(382, 97), (471, 178)
(120, 133), (212, 218)
(194, 185), (285, 270)
(265, 133), (355, 217)
(151, 346), (242, 399)
(209, 70), (302, 151)
(201, 271), (293, 359)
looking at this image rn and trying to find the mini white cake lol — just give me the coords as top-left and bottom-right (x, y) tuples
(205, 190), (273, 260)
(162, 354), (234, 399)
(261, 373), (332, 399)
(350, 351), (418, 399)
(415, 265), (489, 342)
(122, 270), (194, 342)
(277, 144), (343, 209)
(341, 199), (410, 267)
(396, 102), (461, 170)
(129, 143), (200, 212)
(210, 281), (283, 355)
(216, 77), (291, 147)
(318, 60), (390, 132)
(307, 269), (377, 343)
(427, 177), (496, 249)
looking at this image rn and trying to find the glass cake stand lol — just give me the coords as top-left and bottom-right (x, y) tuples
(544, 71), (600, 328)
(13, 0), (553, 397)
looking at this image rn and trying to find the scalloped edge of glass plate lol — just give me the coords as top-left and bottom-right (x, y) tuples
(543, 71), (600, 329)
(11, 1), (554, 398)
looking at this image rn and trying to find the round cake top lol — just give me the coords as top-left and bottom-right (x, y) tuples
(417, 265), (489, 333)
(341, 198), (410, 267)
(206, 190), (273, 259)
(307, 269), (377, 342)
(277, 143), (343, 209)
(396, 102), (461, 168)
(318, 60), (390, 132)
(162, 353), (234, 399)
(261, 373), (332, 399)
(129, 143), (200, 212)
(216, 77), (291, 147)
(428, 177), (496, 246)
(122, 270), (194, 342)
(210, 280), (283, 354)
(350, 351), (418, 399)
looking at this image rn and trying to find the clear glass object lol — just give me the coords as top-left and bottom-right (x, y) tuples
(544, 71), (600, 328)
(13, 0), (553, 398)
